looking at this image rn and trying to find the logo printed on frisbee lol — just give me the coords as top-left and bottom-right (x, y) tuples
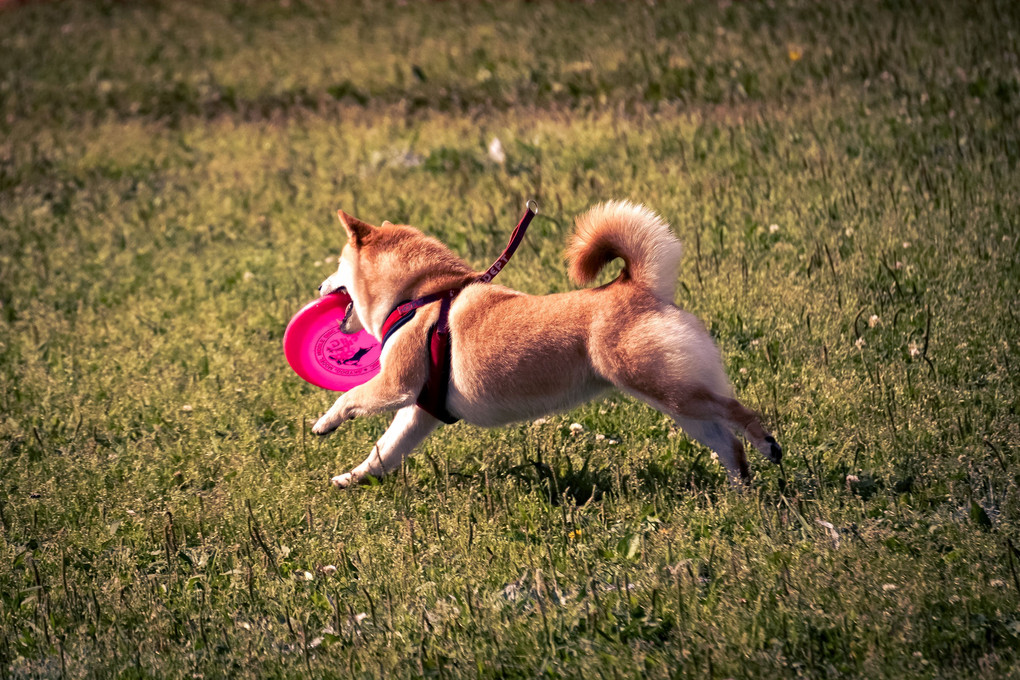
(283, 291), (382, 391)
(313, 323), (381, 378)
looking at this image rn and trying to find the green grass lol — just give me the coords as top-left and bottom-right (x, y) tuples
(2, 0), (1020, 677)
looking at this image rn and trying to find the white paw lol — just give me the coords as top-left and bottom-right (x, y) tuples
(330, 473), (355, 489)
(312, 414), (336, 435)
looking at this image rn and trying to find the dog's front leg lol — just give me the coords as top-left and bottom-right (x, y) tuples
(331, 405), (439, 488)
(311, 377), (418, 435)
(312, 325), (430, 435)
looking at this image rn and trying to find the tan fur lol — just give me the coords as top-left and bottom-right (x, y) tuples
(315, 202), (781, 487)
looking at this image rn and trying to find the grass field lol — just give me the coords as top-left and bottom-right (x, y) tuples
(2, 0), (1020, 677)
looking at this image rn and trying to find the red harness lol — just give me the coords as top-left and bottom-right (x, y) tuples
(377, 202), (537, 423)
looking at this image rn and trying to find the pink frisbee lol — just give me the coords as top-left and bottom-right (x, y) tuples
(283, 291), (381, 391)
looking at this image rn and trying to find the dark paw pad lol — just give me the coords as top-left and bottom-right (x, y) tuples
(765, 436), (783, 463)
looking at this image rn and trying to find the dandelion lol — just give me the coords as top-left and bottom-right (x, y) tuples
(855, 337), (866, 349)
(868, 314), (880, 328)
(181, 404), (193, 412)
(769, 223), (780, 234)
(788, 47), (803, 62)
(569, 422), (584, 435)
(488, 137), (506, 165)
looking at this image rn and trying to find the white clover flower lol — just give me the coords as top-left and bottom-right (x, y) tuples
(882, 583), (898, 592)
(181, 404), (194, 412)
(242, 270), (254, 282)
(569, 422), (584, 435)
(488, 137), (506, 165)
(322, 565), (338, 576)
(855, 337), (866, 349)
(595, 433), (605, 441)
(908, 341), (921, 358)
(532, 417), (548, 426)
(768, 223), (780, 234)
(868, 314), (880, 328)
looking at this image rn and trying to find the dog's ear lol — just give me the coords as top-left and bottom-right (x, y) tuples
(337, 210), (374, 247)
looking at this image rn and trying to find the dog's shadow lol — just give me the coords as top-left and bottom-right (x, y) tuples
(429, 424), (728, 506)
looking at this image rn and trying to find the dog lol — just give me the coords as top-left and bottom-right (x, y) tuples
(313, 201), (782, 487)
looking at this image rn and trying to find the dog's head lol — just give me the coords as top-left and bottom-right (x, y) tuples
(317, 210), (384, 336)
(319, 210), (478, 340)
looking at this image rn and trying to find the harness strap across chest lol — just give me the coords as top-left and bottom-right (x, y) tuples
(378, 201), (537, 424)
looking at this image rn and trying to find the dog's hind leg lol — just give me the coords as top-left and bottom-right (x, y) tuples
(713, 395), (783, 465)
(331, 406), (439, 489)
(674, 416), (751, 482)
(616, 380), (781, 472)
(660, 389), (782, 467)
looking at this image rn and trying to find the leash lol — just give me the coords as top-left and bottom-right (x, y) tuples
(378, 200), (539, 423)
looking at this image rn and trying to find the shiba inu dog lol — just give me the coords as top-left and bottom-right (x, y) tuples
(313, 201), (781, 488)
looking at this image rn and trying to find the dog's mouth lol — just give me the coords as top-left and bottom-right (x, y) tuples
(341, 301), (354, 328)
(340, 295), (356, 334)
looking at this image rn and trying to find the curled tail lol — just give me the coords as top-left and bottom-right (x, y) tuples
(565, 201), (683, 302)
